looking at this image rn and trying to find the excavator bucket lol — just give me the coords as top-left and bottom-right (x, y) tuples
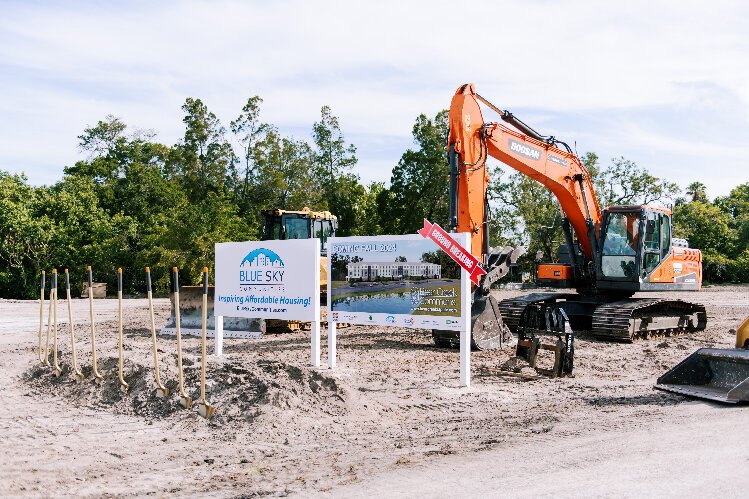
(470, 295), (514, 350)
(432, 245), (524, 351)
(656, 348), (749, 403)
(432, 294), (513, 350)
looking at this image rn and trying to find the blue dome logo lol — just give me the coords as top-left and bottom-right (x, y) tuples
(240, 248), (285, 268)
(239, 247), (286, 288)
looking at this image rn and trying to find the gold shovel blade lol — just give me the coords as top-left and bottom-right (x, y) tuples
(197, 403), (216, 420)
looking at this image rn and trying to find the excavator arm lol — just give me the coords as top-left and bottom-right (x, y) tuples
(447, 83), (602, 280)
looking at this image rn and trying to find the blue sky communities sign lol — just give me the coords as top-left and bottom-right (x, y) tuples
(215, 239), (319, 322)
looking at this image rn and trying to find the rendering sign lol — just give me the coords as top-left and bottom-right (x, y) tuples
(327, 234), (469, 330)
(214, 239), (320, 321)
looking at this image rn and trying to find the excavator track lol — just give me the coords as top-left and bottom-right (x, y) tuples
(499, 294), (707, 342)
(590, 298), (707, 342)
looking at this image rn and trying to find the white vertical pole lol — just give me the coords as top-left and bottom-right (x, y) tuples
(311, 238), (321, 367)
(311, 319), (321, 368)
(460, 233), (471, 388)
(214, 315), (223, 356)
(328, 321), (337, 368)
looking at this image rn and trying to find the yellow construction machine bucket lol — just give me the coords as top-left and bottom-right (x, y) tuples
(656, 348), (749, 403)
(736, 316), (749, 349)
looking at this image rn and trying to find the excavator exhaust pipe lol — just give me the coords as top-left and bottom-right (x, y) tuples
(656, 348), (749, 403)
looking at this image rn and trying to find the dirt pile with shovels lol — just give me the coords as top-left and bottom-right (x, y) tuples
(24, 352), (347, 424)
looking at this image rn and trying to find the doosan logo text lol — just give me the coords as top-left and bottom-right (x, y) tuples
(509, 139), (541, 160)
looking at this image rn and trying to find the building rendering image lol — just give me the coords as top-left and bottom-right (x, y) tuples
(346, 261), (441, 281)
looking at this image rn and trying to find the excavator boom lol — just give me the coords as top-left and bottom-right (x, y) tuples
(448, 84), (601, 265)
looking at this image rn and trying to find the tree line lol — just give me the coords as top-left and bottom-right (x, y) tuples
(1, 98), (747, 298)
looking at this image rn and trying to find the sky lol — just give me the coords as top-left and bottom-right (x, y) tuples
(1, 0), (748, 199)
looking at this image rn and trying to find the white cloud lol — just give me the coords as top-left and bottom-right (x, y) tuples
(1, 0), (748, 195)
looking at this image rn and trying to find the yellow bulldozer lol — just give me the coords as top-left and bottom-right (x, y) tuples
(656, 318), (749, 403)
(165, 207), (337, 335)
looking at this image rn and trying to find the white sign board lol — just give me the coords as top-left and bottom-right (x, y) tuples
(215, 239), (320, 321)
(327, 234), (468, 330)
(326, 233), (472, 387)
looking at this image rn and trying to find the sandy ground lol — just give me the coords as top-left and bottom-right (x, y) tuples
(1, 286), (748, 497)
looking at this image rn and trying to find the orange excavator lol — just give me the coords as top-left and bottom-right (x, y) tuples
(432, 84), (706, 351)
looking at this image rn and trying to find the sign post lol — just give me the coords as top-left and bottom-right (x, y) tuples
(417, 219), (478, 388)
(214, 315), (223, 356)
(215, 239), (320, 366)
(311, 247), (321, 367)
(460, 265), (471, 387)
(327, 321), (336, 369)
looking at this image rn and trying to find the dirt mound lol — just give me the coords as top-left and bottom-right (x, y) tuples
(23, 356), (347, 425)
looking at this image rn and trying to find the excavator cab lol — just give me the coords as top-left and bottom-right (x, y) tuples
(597, 206), (645, 291)
(596, 205), (699, 293)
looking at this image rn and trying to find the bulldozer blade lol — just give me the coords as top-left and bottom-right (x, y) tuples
(162, 286), (264, 338)
(656, 348), (749, 403)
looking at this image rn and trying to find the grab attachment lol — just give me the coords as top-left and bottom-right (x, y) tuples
(172, 268), (192, 409)
(146, 267), (169, 398)
(87, 266), (103, 383)
(65, 269), (84, 381)
(116, 268), (129, 392)
(197, 268), (216, 419)
(515, 304), (574, 378)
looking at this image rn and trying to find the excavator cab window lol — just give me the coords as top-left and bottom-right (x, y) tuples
(661, 215), (671, 258)
(643, 211), (661, 274)
(600, 211), (640, 279)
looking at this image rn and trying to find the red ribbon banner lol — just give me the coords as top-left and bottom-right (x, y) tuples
(418, 219), (486, 285)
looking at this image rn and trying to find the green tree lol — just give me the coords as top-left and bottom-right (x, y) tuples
(311, 106), (362, 235)
(0, 172), (53, 297)
(355, 182), (387, 236)
(250, 128), (321, 214)
(172, 97), (236, 201)
(715, 183), (749, 255)
(686, 181), (708, 203)
(230, 96), (270, 214)
(590, 156), (680, 207)
(673, 201), (735, 255)
(312, 105), (357, 186)
(387, 110), (450, 234)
